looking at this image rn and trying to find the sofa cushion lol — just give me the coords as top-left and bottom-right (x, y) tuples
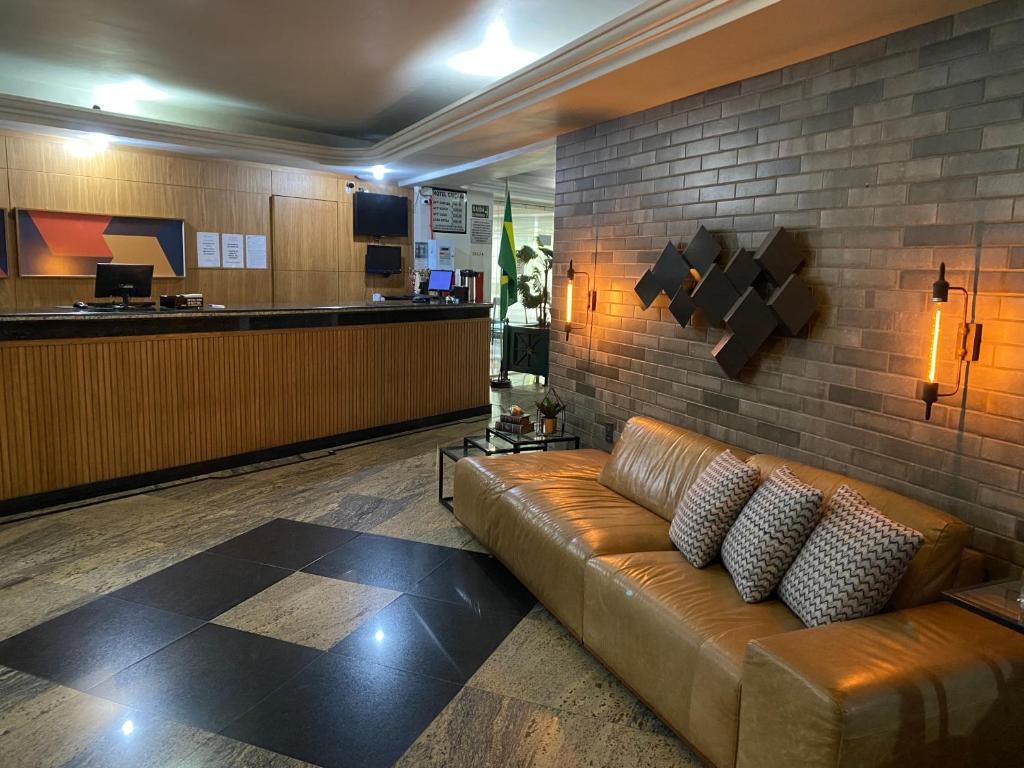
(599, 416), (748, 522)
(723, 466), (823, 603)
(779, 484), (924, 627)
(583, 551), (804, 768)
(488, 478), (674, 637)
(747, 455), (969, 609)
(453, 449), (609, 550)
(669, 449), (761, 568)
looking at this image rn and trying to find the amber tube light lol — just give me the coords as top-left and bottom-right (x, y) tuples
(917, 262), (983, 421)
(565, 270), (574, 339)
(928, 308), (941, 383)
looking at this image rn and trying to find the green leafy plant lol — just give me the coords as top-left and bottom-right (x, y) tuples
(535, 393), (566, 418)
(516, 239), (553, 326)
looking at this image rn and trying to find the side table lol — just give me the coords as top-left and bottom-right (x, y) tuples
(942, 578), (1023, 634)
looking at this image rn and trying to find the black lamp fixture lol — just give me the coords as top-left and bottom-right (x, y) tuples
(565, 259), (596, 340)
(917, 262), (983, 420)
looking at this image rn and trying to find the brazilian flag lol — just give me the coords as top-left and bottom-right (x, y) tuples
(497, 186), (518, 319)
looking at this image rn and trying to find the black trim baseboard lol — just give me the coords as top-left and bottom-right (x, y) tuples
(0, 405), (491, 517)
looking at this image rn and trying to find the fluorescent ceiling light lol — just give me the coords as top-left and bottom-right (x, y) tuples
(370, 165), (388, 180)
(448, 19), (538, 78)
(93, 78), (168, 115)
(66, 132), (112, 157)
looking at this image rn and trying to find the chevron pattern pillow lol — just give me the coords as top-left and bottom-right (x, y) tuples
(722, 466), (823, 603)
(779, 484), (925, 627)
(669, 450), (760, 567)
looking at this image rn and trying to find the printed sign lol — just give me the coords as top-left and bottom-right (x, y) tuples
(470, 202), (492, 246)
(430, 188), (467, 234)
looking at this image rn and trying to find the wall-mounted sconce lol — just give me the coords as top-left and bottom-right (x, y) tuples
(917, 262), (983, 420)
(565, 259), (596, 339)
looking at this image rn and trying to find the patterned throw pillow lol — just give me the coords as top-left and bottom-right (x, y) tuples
(779, 484), (924, 627)
(722, 466), (823, 603)
(669, 450), (760, 567)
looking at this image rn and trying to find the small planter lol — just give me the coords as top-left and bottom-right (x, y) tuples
(542, 417), (558, 435)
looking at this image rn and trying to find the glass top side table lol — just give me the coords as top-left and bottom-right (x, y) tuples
(942, 578), (1024, 634)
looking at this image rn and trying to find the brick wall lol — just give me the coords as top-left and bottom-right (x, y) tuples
(551, 0), (1024, 570)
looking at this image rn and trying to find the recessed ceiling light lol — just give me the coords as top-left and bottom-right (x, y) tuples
(370, 165), (388, 181)
(66, 132), (112, 157)
(93, 78), (168, 115)
(448, 19), (538, 78)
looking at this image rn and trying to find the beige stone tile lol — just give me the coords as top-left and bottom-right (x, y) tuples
(369, 491), (477, 549)
(0, 666), (213, 768)
(213, 572), (401, 650)
(176, 733), (318, 767)
(0, 576), (95, 640)
(396, 686), (699, 768)
(467, 609), (668, 735)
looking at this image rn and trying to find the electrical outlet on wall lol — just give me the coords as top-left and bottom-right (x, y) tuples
(600, 421), (615, 443)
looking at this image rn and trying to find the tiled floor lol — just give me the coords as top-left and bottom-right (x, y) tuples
(0, 397), (700, 767)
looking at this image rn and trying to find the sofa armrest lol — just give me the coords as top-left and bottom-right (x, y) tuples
(738, 603), (1024, 768)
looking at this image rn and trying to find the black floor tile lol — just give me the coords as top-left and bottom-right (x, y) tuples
(110, 552), (289, 620)
(208, 518), (359, 570)
(0, 597), (201, 690)
(303, 533), (454, 591)
(222, 652), (460, 768)
(89, 623), (321, 733)
(410, 550), (536, 617)
(330, 594), (522, 684)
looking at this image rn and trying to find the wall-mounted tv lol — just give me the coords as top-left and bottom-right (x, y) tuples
(353, 192), (408, 237)
(365, 244), (402, 275)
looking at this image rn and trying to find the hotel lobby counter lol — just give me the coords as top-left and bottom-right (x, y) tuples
(0, 302), (492, 341)
(0, 302), (491, 511)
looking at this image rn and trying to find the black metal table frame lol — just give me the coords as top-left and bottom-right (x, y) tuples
(437, 431), (581, 511)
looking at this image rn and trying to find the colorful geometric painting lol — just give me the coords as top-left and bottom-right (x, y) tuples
(0, 210), (7, 278)
(16, 210), (185, 278)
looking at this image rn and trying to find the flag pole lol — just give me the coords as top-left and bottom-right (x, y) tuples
(490, 179), (514, 389)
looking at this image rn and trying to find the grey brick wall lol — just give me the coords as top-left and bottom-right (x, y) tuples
(551, 0), (1024, 570)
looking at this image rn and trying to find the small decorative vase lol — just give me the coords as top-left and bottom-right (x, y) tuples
(543, 417), (558, 435)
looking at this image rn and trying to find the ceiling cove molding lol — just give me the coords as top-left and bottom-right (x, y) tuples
(376, 0), (777, 160)
(0, 0), (770, 171)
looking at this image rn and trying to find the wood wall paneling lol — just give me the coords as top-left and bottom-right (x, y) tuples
(0, 130), (414, 311)
(0, 319), (491, 501)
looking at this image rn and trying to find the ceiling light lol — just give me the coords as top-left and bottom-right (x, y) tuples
(448, 19), (538, 78)
(93, 78), (168, 115)
(120, 720), (135, 737)
(370, 165), (387, 181)
(66, 132), (112, 157)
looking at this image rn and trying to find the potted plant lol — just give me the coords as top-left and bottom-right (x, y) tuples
(516, 239), (553, 326)
(536, 391), (565, 435)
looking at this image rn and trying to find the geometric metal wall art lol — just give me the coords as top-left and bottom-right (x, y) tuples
(634, 224), (818, 378)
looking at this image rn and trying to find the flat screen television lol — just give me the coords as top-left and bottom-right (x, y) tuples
(353, 192), (408, 237)
(365, 244), (402, 275)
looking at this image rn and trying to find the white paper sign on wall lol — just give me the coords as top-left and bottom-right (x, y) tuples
(197, 232), (221, 268)
(245, 235), (267, 269)
(222, 234), (244, 269)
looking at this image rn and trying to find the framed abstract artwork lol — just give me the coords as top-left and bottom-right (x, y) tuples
(16, 209), (186, 278)
(0, 210), (8, 278)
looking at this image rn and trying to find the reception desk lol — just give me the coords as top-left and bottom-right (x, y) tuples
(0, 303), (491, 512)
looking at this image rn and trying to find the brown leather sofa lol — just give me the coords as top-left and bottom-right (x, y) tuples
(453, 416), (1024, 767)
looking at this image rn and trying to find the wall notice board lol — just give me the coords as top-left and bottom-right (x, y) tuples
(430, 188), (467, 234)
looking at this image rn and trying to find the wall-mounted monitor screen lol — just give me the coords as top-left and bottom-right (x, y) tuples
(365, 244), (402, 275)
(353, 192), (409, 237)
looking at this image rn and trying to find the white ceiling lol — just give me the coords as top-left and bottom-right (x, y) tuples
(0, 0), (641, 145)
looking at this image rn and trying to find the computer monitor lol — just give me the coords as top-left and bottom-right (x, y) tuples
(427, 269), (453, 292)
(94, 263), (154, 305)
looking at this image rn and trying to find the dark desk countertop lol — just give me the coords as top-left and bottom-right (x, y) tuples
(0, 302), (492, 341)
